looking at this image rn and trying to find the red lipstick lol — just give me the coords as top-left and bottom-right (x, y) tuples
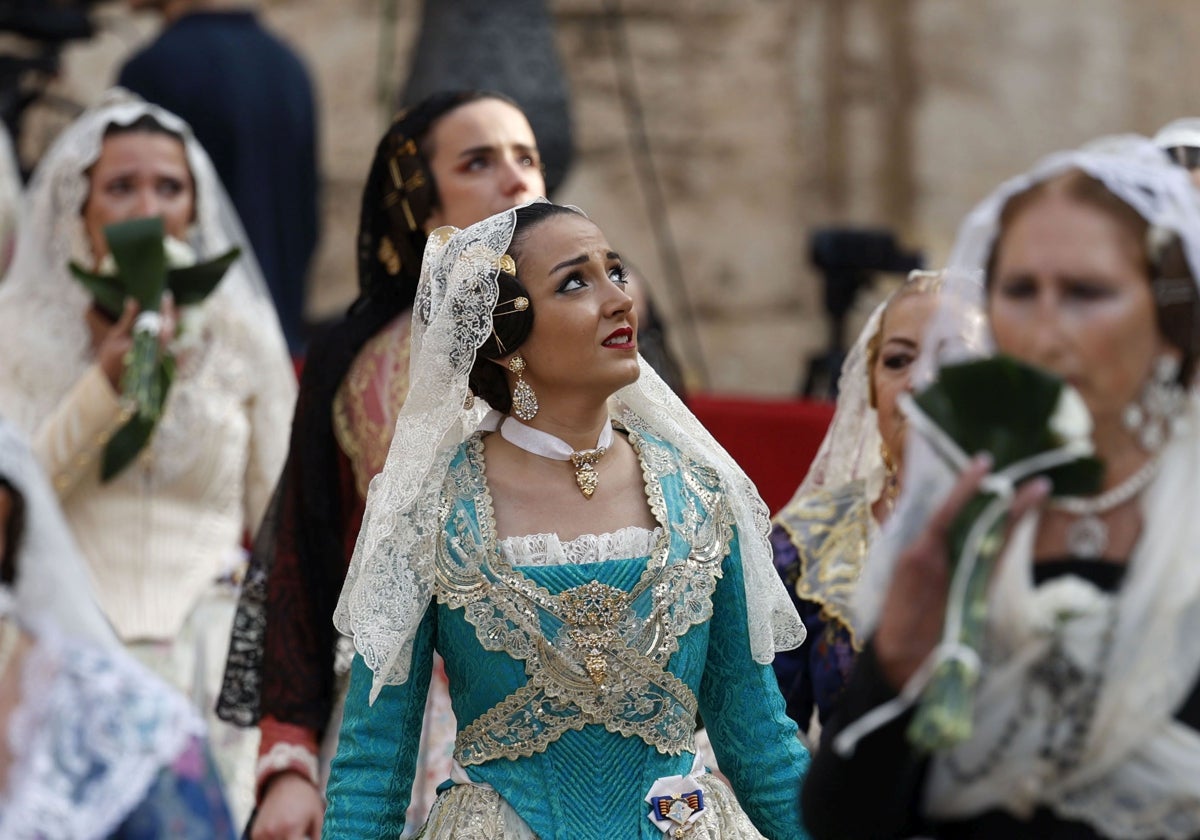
(602, 326), (635, 349)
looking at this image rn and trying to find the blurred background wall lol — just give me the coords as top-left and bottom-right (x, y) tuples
(11, 0), (1200, 394)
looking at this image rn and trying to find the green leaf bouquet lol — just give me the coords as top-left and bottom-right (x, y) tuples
(899, 355), (1103, 752)
(70, 216), (240, 480)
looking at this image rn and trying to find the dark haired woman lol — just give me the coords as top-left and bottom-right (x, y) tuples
(324, 201), (812, 838)
(217, 90), (546, 837)
(0, 89), (296, 828)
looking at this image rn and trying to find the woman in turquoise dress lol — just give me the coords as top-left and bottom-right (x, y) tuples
(323, 201), (811, 839)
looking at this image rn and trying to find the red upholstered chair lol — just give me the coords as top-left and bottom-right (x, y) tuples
(687, 394), (835, 516)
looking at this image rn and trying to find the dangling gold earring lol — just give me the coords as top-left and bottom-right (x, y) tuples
(880, 441), (899, 511)
(509, 354), (538, 420)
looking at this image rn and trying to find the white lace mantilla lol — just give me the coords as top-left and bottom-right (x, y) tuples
(0, 626), (204, 839)
(498, 526), (663, 568)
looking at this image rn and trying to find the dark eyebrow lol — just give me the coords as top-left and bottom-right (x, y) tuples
(550, 250), (623, 274)
(457, 142), (539, 160)
(550, 254), (589, 273)
(456, 145), (496, 160)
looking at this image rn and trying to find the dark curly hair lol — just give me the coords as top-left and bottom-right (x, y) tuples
(468, 202), (587, 412)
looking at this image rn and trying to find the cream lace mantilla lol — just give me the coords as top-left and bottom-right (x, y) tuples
(439, 429), (733, 766)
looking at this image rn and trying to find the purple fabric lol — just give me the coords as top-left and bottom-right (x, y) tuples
(770, 524), (857, 731)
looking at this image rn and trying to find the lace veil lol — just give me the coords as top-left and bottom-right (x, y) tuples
(853, 136), (1200, 837)
(0, 88), (289, 434)
(1154, 117), (1200, 152)
(0, 417), (116, 646)
(335, 202), (807, 700)
(0, 416), (209, 835)
(0, 122), (18, 277)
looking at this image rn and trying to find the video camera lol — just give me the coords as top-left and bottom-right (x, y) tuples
(801, 227), (925, 399)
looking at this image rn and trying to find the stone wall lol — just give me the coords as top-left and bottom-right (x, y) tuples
(28, 0), (1200, 394)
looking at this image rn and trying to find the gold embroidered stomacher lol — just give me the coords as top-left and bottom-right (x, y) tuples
(437, 431), (734, 765)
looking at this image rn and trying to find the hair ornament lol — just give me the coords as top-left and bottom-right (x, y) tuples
(494, 295), (529, 316)
(1153, 276), (1196, 307)
(377, 235), (401, 276)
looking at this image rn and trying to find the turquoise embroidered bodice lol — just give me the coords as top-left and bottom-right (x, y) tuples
(324, 430), (811, 840)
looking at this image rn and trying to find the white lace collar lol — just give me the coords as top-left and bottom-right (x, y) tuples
(498, 525), (663, 568)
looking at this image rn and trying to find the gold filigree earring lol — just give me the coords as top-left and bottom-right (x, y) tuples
(509, 354), (538, 420)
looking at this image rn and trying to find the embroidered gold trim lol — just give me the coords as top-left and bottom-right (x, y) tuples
(438, 429), (733, 765)
(773, 480), (871, 649)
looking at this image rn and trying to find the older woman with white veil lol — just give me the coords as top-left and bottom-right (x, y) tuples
(0, 89), (296, 828)
(802, 137), (1200, 839)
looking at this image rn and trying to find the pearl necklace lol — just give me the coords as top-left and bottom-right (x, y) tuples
(500, 417), (615, 499)
(1049, 453), (1161, 558)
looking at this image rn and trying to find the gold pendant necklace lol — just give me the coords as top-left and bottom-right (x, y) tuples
(570, 448), (607, 498)
(500, 416), (614, 500)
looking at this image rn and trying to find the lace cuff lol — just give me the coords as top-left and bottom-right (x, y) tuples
(255, 716), (320, 800)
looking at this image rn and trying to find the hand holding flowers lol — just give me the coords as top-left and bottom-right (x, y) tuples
(70, 216), (239, 480)
(895, 355), (1103, 752)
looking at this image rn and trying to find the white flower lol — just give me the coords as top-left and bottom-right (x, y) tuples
(164, 236), (197, 268)
(1029, 575), (1110, 633)
(1049, 385), (1093, 449)
(94, 236), (196, 275)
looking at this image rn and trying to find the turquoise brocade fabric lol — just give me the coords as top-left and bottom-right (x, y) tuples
(324, 431), (811, 840)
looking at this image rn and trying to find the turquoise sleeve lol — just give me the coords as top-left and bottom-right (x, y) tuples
(699, 530), (813, 840)
(322, 605), (436, 838)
